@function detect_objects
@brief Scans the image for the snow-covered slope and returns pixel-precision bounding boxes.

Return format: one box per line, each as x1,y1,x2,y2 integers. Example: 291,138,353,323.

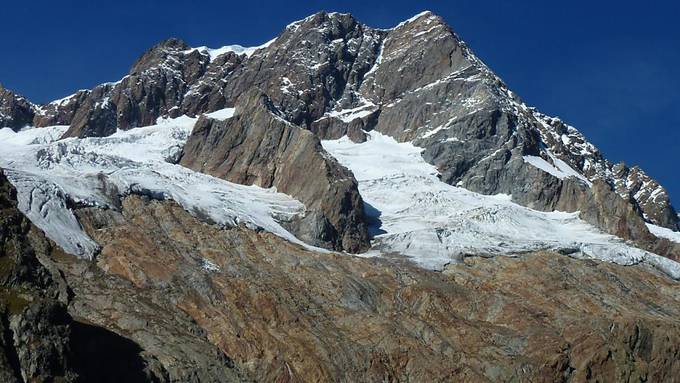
322,132,680,279
0,110,312,258
647,223,680,244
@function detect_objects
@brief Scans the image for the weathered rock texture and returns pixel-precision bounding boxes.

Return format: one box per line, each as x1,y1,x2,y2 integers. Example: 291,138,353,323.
180,90,369,252
2,166,680,381
0,170,246,382
69,195,680,382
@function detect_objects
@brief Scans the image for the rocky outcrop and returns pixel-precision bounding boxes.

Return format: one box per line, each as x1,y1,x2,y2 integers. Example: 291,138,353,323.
0,170,245,382
33,89,91,127
0,169,74,382
180,90,369,252
68,194,680,382
0,85,37,131
57,39,212,138
612,163,679,230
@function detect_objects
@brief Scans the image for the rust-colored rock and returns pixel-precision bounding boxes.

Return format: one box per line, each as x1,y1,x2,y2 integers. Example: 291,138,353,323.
65,195,680,382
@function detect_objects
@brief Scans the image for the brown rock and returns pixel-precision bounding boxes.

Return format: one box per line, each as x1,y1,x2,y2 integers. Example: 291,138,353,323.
66,194,680,382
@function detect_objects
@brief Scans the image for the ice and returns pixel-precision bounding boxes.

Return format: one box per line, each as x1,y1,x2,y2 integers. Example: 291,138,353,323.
647,223,680,244
322,132,680,279
0,115,314,259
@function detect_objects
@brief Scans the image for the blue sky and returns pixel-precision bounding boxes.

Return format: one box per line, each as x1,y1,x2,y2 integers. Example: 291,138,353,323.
2,0,678,205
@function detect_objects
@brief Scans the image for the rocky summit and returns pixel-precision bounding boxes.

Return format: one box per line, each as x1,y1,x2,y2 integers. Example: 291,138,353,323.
1,10,680,382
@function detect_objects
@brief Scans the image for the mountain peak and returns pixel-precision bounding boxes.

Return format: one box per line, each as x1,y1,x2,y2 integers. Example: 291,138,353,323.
393,10,440,28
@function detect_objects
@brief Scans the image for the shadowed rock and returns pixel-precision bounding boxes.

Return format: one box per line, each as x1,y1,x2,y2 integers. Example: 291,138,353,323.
0,85,37,132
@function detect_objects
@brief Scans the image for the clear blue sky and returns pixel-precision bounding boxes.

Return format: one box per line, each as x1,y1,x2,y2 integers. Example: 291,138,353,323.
2,0,678,206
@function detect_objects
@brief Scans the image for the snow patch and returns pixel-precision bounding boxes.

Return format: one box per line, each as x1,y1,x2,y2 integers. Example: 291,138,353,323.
203,108,236,120
393,11,434,29
325,104,376,123
185,38,275,61
523,152,591,186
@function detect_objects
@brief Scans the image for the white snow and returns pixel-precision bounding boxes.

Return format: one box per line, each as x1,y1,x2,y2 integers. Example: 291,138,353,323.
203,108,235,120
184,38,275,61
393,11,434,29
325,104,377,123
647,224,680,244
322,132,680,279
364,40,385,78
0,116,315,259
48,91,86,106
523,152,592,186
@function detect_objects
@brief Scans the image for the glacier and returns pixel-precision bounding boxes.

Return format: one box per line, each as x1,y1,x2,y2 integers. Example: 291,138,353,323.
322,132,680,279
0,111,312,259
1,109,678,280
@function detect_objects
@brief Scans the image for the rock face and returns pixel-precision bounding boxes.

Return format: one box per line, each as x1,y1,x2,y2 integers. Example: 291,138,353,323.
180,90,369,252
69,195,680,382
0,169,74,382
2,166,680,381
0,85,37,131
0,170,246,382
18,11,676,240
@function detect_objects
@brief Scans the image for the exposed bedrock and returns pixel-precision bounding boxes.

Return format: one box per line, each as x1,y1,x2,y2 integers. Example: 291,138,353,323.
180,90,369,253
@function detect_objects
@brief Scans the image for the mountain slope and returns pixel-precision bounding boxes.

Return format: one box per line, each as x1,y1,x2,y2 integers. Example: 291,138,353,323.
3,169,680,381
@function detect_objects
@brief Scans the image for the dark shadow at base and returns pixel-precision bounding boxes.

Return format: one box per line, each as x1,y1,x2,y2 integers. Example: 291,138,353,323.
364,201,387,238
69,320,160,383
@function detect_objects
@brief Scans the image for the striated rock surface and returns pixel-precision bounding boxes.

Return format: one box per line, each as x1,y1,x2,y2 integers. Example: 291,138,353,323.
69,194,680,382
2,166,680,381
0,170,246,382
180,90,369,252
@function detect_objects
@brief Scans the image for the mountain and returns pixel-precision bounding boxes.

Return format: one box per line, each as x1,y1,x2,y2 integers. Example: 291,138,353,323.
7,12,680,237
1,10,680,382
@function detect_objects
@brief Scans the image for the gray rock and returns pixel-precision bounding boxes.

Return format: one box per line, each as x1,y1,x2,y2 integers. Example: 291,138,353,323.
180,90,369,252
0,84,37,131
